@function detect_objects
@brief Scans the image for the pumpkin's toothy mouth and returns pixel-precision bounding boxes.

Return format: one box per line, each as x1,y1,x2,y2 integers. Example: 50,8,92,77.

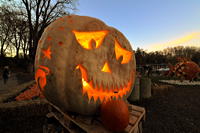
76,64,133,103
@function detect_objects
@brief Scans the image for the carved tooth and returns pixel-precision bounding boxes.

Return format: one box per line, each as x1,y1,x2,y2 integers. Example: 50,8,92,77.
104,96,110,102
124,80,128,88
111,83,115,90
93,95,98,102
120,81,124,89
115,94,119,100
98,87,103,93
85,93,89,102
99,96,104,103
118,94,122,100
105,82,110,91
112,83,116,91
90,96,94,103
118,82,122,90
96,80,101,90
119,92,124,99
102,82,106,91
106,83,111,92
112,95,116,100
92,78,97,89
87,93,93,103
96,80,100,89
115,83,119,92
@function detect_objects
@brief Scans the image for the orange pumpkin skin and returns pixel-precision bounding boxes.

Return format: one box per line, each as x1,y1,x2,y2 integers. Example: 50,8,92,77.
100,100,129,132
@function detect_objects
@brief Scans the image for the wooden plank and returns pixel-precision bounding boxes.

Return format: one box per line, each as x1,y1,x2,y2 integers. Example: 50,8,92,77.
48,102,90,132
129,104,145,113
50,112,76,133
128,104,145,133
129,121,139,133
47,102,145,133
129,115,138,125
46,112,54,118
130,110,142,117
132,124,139,133
138,122,142,133
125,125,133,132
130,104,146,121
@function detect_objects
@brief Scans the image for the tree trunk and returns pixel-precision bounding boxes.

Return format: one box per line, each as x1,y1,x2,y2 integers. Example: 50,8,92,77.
15,48,19,59
0,45,4,57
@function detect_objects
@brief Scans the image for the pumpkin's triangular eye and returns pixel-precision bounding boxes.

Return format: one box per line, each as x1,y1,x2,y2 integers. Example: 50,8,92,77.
114,39,132,64
72,30,108,50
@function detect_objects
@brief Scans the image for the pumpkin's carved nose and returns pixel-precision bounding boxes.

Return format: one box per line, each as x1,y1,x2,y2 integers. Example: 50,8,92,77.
101,62,111,73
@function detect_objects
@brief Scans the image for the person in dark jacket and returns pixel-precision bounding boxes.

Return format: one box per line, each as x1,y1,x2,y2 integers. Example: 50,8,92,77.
2,66,10,84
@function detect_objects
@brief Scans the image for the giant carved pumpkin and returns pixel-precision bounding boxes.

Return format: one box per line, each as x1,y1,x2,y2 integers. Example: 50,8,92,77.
35,15,136,115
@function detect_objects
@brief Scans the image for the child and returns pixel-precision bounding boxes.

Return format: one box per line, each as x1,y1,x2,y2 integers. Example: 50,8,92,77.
2,66,10,84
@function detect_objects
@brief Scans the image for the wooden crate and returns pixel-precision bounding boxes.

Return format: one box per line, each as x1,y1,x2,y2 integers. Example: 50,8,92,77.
44,102,145,133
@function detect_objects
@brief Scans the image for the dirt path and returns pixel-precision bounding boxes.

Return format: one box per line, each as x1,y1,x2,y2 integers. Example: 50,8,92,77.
0,73,34,94
132,84,200,133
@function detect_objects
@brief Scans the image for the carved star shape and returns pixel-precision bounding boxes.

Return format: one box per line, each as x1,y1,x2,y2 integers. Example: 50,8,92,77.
42,46,51,60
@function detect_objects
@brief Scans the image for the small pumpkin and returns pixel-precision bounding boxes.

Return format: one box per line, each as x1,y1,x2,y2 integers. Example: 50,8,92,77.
100,100,129,132
35,15,136,115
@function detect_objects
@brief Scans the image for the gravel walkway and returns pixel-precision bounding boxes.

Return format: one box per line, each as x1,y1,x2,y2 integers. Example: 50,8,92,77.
132,83,200,133
0,73,34,95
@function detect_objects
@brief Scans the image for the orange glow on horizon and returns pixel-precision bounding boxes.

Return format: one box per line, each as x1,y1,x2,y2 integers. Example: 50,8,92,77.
147,32,200,52
72,30,108,49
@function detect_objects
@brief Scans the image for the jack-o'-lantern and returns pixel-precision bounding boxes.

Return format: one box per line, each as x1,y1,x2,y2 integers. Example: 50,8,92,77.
168,59,200,81
35,15,136,115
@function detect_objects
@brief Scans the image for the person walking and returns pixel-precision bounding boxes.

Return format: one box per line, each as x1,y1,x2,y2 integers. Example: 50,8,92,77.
2,66,10,84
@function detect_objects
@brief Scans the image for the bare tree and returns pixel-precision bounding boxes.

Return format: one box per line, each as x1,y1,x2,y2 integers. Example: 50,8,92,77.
21,31,29,59
0,5,13,57
7,11,28,58
20,0,78,62
1,0,78,61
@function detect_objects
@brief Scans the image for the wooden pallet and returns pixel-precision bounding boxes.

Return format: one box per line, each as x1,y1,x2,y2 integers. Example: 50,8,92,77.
45,102,145,133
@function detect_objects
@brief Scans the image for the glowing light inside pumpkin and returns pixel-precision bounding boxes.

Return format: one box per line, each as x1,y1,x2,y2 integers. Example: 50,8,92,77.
101,62,111,73
72,30,108,49
76,64,133,102
114,39,132,64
